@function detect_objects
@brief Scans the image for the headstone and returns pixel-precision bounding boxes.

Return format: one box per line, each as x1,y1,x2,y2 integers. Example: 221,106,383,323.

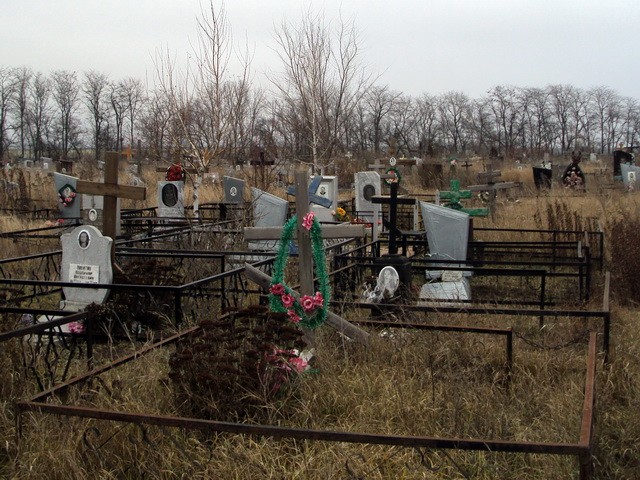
355,171,381,225
250,188,289,251
621,163,640,190
223,176,245,204
82,194,121,236
54,172,81,220
310,176,338,222
418,277,472,306
419,201,470,278
157,181,185,218
589,153,597,162
59,225,113,311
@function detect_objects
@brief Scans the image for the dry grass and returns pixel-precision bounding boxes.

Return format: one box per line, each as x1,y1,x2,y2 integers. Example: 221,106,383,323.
1,168,640,478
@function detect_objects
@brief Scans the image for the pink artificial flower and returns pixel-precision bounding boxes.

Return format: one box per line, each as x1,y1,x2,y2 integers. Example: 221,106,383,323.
302,212,315,230
70,192,76,198
287,309,301,323
68,321,85,334
65,197,72,203
281,293,295,308
313,291,324,307
300,295,316,312
270,283,285,295
289,356,309,373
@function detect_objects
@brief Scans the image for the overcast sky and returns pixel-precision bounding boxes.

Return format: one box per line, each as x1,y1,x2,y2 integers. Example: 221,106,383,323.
2,0,639,99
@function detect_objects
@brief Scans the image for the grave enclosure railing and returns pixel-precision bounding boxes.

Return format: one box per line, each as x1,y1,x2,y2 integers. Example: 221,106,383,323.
14,322,600,480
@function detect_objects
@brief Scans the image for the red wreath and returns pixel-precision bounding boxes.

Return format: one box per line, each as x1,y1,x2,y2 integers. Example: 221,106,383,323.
166,163,186,182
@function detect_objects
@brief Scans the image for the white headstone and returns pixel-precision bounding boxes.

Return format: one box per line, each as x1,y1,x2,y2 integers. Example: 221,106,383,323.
54,172,81,219
310,175,339,222
419,202,470,278
60,225,113,311
355,171,381,225
250,188,289,251
418,278,471,306
157,181,185,218
620,163,640,189
82,194,121,235
223,176,245,204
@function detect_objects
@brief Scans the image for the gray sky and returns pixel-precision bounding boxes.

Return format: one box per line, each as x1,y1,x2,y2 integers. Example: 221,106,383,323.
2,0,639,99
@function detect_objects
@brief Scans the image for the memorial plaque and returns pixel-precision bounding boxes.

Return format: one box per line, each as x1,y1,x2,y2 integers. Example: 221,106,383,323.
355,171,381,224
60,225,113,311
223,176,245,204
310,176,339,222
54,172,81,219
621,163,640,189
157,181,185,218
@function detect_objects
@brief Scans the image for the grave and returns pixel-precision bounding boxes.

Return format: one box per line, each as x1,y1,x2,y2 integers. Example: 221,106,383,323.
467,164,519,220
223,176,245,205
157,181,186,219
418,202,472,305
620,163,640,190
310,176,338,222
36,225,114,334
53,172,81,220
250,188,289,251
81,193,121,236
354,171,381,238
437,180,489,217
244,171,369,346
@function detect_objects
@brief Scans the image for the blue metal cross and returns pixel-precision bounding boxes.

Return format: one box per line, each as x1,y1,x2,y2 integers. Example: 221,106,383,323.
286,175,333,208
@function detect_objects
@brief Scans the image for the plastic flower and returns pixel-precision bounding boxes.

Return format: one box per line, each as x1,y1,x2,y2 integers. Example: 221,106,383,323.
287,310,301,323
288,356,309,373
281,293,295,308
313,291,324,307
300,295,316,312
68,321,85,334
336,207,346,216
302,212,315,230
270,283,285,295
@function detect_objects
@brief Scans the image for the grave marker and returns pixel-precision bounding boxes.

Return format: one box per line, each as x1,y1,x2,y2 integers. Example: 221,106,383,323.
244,171,369,345
250,188,289,251
355,171,382,237
438,180,489,217
223,176,245,204
157,181,186,219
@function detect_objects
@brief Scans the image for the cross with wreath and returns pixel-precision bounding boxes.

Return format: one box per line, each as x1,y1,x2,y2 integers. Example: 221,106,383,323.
244,170,370,346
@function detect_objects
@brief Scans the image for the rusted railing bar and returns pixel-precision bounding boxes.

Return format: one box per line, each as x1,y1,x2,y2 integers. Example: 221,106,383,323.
17,402,589,456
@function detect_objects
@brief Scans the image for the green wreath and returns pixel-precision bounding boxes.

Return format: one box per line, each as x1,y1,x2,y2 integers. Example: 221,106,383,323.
384,167,401,186
268,214,330,329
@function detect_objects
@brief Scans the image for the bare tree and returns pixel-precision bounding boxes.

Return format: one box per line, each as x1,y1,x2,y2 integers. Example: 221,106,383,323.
139,89,172,160
364,85,400,153
155,1,253,215
120,77,145,148
12,67,31,159
272,9,371,172
0,67,17,161
438,91,470,153
51,70,80,159
26,72,51,161
83,70,110,160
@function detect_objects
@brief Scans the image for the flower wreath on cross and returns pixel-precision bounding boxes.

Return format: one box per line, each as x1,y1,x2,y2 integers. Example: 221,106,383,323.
166,163,186,182
268,212,330,329
384,167,401,186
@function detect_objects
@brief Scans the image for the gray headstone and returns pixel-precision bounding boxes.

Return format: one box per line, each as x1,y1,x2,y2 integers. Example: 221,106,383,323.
419,202,470,278
621,163,640,189
311,176,338,222
60,225,113,311
250,188,288,251
157,181,185,218
223,176,245,204
355,171,381,224
54,172,81,219
82,194,121,236
418,278,471,306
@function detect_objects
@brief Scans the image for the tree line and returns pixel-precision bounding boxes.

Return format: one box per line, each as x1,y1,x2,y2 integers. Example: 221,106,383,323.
0,6,637,170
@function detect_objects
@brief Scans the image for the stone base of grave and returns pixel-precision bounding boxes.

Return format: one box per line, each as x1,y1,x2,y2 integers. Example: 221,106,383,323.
418,278,471,307
374,254,413,300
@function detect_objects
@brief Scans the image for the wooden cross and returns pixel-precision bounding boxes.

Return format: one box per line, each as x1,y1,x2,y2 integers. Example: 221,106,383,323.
286,175,333,208
368,156,417,171
76,152,146,262
244,170,370,346
438,180,488,217
467,164,519,220
122,145,133,162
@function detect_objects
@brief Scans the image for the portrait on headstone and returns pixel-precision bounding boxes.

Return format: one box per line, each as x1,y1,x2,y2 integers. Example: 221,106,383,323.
78,229,91,249
162,183,179,207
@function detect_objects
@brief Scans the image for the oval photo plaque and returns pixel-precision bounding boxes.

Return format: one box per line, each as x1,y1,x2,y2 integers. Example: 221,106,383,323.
162,183,179,207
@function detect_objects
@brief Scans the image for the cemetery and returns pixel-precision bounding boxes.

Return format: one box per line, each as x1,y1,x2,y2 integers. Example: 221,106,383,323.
1,147,634,479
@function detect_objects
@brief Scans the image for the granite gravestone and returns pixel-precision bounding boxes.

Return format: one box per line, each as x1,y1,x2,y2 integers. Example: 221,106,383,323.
620,163,640,190
81,194,122,235
157,181,185,218
250,188,289,251
223,176,245,204
54,172,81,220
355,171,381,225
310,175,338,222
60,225,114,311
